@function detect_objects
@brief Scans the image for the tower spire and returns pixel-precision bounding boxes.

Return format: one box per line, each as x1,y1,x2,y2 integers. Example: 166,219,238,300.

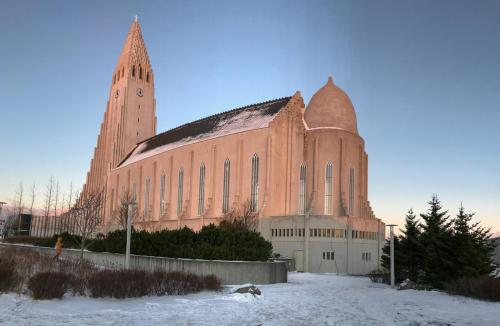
82,19,156,198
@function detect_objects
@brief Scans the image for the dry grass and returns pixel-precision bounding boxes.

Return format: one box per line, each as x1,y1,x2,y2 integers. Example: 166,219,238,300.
88,269,221,298
0,246,221,299
445,276,500,302
0,246,96,297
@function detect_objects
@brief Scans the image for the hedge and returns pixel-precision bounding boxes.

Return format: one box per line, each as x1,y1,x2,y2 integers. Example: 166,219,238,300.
3,222,273,261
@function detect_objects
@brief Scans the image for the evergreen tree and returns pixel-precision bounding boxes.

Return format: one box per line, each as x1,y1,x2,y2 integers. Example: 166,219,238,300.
399,209,422,281
419,194,454,288
452,204,494,278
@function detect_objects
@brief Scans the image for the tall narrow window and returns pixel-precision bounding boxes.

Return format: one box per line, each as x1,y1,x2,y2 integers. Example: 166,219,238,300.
159,173,166,217
146,72,150,83
349,167,355,215
250,154,259,212
139,65,143,79
177,168,184,216
144,177,151,217
222,159,230,213
299,163,306,214
132,65,135,77
121,67,124,78
324,162,333,215
198,163,205,215
110,189,115,212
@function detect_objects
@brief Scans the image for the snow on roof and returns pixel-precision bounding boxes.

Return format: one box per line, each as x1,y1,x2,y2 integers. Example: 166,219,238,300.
118,97,291,167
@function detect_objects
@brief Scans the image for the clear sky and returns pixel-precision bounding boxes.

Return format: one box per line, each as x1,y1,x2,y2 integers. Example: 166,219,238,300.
0,0,499,233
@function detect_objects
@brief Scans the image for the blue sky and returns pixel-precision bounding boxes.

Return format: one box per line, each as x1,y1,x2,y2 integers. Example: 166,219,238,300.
0,0,499,233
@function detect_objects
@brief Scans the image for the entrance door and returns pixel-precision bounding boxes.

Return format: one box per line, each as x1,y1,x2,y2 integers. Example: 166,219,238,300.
294,250,304,272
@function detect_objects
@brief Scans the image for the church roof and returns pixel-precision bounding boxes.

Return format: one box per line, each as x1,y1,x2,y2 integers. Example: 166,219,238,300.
304,77,358,134
118,97,291,167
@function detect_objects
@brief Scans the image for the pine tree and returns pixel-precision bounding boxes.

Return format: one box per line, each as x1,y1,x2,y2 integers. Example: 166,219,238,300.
419,194,454,288
399,209,422,281
452,204,494,278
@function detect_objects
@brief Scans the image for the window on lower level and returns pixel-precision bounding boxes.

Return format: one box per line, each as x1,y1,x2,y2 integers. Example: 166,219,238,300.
322,251,335,260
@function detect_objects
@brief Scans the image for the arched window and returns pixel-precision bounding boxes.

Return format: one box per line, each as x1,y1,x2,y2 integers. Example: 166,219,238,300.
299,163,306,214
198,163,205,215
324,162,333,215
250,154,259,212
159,173,166,217
113,74,116,85
144,177,151,217
139,65,142,79
132,65,136,77
177,168,184,216
117,70,120,81
146,72,150,83
121,67,124,78
110,189,115,212
349,167,355,215
222,159,230,213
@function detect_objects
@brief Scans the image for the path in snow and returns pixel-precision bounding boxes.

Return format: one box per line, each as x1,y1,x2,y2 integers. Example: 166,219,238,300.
0,273,499,326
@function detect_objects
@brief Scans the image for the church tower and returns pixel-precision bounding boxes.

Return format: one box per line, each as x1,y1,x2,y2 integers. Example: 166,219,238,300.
82,18,156,196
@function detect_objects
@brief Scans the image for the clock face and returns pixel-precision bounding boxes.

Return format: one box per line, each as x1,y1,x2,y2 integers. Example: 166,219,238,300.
114,89,119,98
137,88,144,97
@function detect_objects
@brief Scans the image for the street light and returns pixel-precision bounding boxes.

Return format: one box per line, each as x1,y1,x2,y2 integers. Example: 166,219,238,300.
0,202,7,237
125,202,136,269
386,224,398,288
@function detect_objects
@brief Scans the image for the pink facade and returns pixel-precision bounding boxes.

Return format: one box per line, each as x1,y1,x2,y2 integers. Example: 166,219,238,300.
83,20,385,274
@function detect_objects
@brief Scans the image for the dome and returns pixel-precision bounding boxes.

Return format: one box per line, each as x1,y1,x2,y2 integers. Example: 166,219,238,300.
304,77,358,134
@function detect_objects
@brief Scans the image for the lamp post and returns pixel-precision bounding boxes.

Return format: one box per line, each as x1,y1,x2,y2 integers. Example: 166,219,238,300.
125,202,136,269
0,202,6,237
386,224,398,288
0,201,6,216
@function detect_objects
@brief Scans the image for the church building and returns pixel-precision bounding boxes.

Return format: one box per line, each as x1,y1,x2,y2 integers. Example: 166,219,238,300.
83,19,385,274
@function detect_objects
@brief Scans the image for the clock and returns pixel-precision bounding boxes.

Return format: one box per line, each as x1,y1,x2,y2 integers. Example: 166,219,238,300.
137,88,144,97
114,89,119,98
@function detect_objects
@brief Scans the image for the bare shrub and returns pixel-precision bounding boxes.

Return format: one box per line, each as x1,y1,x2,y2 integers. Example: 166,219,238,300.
0,257,18,292
28,271,72,299
0,246,221,298
88,269,153,298
221,199,258,231
368,269,390,284
68,190,104,258
59,259,97,296
444,277,500,302
0,246,96,296
202,274,222,291
111,190,137,230
88,269,220,298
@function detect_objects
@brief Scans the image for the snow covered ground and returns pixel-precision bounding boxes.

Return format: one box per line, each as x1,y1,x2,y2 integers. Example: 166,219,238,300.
1,272,499,326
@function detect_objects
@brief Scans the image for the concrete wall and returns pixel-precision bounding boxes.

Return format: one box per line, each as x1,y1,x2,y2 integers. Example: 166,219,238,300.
0,243,287,285
261,215,384,275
